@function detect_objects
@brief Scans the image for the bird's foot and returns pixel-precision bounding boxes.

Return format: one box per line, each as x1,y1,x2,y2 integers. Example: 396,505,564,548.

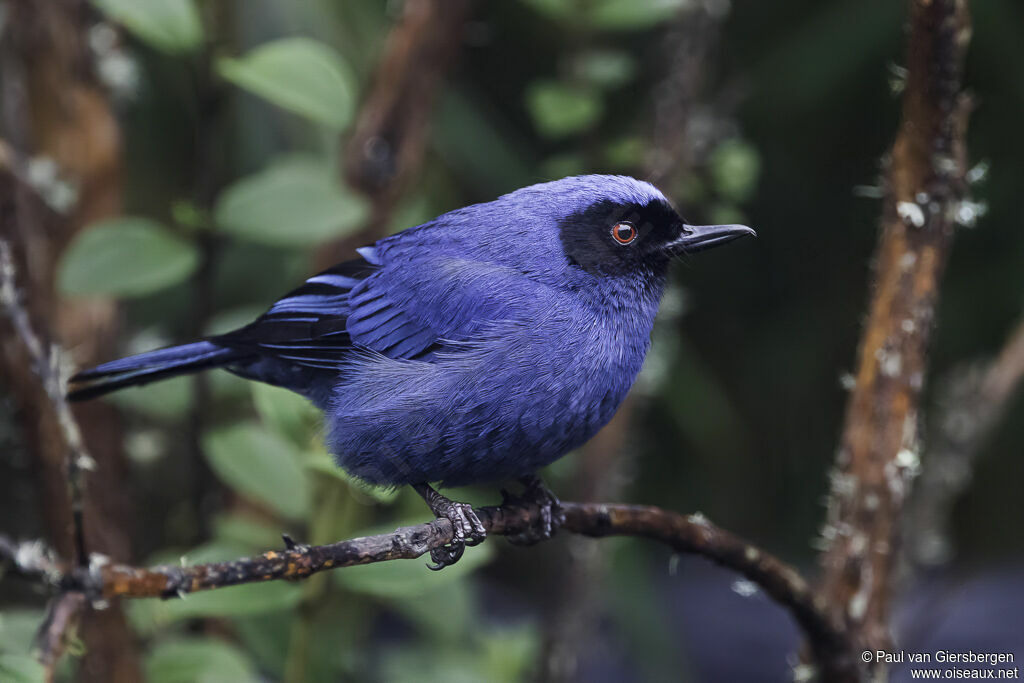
503,474,563,546
412,483,486,570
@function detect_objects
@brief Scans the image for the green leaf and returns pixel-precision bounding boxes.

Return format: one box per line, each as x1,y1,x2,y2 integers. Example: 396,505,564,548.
251,383,321,448
525,81,603,139
214,156,369,247
107,367,246,420
378,645,486,683
109,375,192,420
305,453,399,504
179,539,257,565
603,137,646,170
170,200,208,232
709,139,761,203
130,580,303,632
539,153,586,180
217,38,357,129
212,513,287,551
335,521,494,599
202,422,311,520
0,609,46,655
92,0,202,54
520,0,575,22
586,0,687,30
0,655,44,683
574,50,636,89
145,638,259,683
58,217,199,298
479,626,540,683
231,615,290,680
391,582,474,643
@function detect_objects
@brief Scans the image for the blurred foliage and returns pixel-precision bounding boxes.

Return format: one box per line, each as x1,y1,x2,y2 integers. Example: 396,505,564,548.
0,610,50,683
59,218,199,298
526,80,604,138
522,0,689,31
143,638,260,683
214,155,368,246
3,0,1024,681
202,422,311,520
92,0,203,54
216,38,358,129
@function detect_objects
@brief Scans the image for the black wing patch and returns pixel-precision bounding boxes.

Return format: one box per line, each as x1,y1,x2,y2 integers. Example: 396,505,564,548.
213,249,380,368
213,246,444,370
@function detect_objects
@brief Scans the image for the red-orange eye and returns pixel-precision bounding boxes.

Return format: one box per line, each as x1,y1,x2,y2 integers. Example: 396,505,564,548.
611,222,637,245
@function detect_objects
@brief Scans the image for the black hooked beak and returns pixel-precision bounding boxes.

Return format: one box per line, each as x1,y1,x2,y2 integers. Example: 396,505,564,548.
664,223,756,254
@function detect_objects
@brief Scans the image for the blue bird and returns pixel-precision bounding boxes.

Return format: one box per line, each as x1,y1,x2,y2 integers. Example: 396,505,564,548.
68,175,753,567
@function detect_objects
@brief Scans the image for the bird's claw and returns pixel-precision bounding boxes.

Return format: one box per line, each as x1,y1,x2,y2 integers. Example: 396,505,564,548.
506,475,563,546
427,542,465,571
415,484,486,570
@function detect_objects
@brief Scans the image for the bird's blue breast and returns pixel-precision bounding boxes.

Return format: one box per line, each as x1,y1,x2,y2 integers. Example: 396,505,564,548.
325,281,660,487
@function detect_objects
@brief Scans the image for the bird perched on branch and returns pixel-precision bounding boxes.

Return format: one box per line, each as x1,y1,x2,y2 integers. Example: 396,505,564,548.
68,175,753,568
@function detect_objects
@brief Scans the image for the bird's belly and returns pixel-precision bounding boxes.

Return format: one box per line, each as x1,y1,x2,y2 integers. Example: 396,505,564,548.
326,340,642,487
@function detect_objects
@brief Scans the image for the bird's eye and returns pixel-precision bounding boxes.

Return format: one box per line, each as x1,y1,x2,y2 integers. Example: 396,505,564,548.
611,222,637,245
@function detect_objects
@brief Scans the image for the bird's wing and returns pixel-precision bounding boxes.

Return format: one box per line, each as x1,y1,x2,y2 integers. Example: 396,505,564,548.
213,247,381,369
344,252,537,360
215,247,547,370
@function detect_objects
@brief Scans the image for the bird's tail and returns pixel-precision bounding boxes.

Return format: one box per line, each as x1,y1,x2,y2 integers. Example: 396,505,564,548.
67,341,243,401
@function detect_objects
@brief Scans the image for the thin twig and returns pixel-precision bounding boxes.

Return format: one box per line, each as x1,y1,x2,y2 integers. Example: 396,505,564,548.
0,499,855,677
35,592,86,682
0,240,90,567
905,316,1024,568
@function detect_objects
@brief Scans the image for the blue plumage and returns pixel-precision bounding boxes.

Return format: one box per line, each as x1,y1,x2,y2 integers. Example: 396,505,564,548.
69,175,753,561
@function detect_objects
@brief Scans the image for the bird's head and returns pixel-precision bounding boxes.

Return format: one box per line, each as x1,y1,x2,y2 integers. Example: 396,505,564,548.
543,175,755,278
426,175,753,294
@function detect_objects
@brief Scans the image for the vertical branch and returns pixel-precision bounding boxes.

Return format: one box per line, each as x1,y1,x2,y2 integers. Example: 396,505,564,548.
818,0,971,662
0,241,90,567
0,1,140,680
316,0,469,265
645,6,721,186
